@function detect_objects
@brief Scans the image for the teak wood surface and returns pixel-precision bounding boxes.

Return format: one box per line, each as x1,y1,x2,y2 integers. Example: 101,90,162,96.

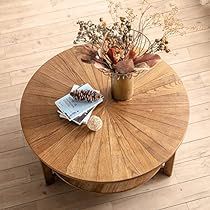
20,46,189,193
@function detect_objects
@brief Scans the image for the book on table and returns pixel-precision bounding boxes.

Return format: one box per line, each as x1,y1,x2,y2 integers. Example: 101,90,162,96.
55,83,103,125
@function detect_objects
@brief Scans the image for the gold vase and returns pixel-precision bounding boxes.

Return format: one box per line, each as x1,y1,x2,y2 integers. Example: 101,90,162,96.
111,76,134,101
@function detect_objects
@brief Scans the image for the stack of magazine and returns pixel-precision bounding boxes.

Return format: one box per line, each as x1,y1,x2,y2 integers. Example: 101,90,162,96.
55,83,103,125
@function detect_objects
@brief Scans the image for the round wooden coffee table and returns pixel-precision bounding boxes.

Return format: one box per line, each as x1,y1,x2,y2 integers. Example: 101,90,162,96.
20,46,189,193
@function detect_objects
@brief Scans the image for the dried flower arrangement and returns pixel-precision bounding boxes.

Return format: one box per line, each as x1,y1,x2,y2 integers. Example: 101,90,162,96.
73,0,200,100
74,1,189,77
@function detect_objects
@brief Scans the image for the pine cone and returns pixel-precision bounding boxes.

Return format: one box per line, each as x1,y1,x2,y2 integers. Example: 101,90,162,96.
70,90,103,102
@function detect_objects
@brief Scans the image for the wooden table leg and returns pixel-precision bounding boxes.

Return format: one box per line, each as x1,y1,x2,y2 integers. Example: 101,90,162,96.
163,153,175,177
41,162,55,185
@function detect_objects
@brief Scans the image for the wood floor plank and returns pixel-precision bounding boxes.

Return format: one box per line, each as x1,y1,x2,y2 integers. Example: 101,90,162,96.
81,203,113,210
159,203,189,210
0,45,5,59
10,67,38,85
0,179,72,209
187,196,210,210
0,147,38,171
188,42,210,59
175,156,210,183
182,73,205,91
190,102,210,123
0,1,108,34
32,177,210,210
184,119,210,142
0,46,68,74
176,137,210,163
34,190,105,210
0,73,11,88
157,48,191,65
34,189,120,210
170,30,210,50
181,0,200,7
0,4,33,22
188,86,210,106
0,18,76,47
2,33,75,60
0,101,18,120
112,176,210,210
0,131,24,153
172,56,210,77
0,15,103,47
0,115,21,136
200,70,210,86
0,0,103,22
0,84,26,104
0,9,73,33
28,161,43,181
4,202,38,210
178,4,210,20
15,100,21,114
0,0,31,10
0,164,30,190
0,161,42,191
0,172,177,210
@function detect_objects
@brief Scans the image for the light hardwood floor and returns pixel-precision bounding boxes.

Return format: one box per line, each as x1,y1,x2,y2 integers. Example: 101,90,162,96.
0,0,210,209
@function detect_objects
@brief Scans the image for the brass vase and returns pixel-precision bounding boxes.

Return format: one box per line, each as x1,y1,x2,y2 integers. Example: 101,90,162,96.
111,76,134,101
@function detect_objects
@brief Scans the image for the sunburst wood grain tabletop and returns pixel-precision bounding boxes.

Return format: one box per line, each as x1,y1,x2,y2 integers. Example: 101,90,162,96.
20,46,189,193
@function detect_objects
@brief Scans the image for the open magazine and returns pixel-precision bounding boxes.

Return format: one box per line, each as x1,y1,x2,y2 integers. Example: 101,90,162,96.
55,84,103,125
